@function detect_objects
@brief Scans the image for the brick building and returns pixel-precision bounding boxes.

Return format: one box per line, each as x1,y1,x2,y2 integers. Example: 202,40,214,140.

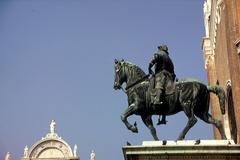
202,0,240,143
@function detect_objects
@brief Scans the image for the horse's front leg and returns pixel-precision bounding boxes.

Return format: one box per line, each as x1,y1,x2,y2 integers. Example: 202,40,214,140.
121,103,138,133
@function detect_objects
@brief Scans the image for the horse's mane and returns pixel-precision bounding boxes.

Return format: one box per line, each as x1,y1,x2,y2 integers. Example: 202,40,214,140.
124,61,146,78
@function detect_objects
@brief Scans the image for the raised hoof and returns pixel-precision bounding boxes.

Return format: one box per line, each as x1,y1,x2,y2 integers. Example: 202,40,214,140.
130,126,138,133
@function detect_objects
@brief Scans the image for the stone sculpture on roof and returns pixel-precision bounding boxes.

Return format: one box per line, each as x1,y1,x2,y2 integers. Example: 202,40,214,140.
21,120,79,160
90,150,96,160
4,152,12,160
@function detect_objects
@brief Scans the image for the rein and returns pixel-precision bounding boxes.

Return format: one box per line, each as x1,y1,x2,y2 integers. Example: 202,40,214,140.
120,86,127,94
125,74,149,91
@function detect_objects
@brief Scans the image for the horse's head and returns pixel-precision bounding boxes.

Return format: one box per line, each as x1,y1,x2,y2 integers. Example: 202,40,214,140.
113,59,126,90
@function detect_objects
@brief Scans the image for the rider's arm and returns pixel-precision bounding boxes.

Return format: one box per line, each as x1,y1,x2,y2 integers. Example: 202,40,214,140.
148,53,159,75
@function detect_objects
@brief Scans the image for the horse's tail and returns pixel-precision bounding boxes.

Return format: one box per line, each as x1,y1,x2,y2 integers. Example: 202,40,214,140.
207,85,226,114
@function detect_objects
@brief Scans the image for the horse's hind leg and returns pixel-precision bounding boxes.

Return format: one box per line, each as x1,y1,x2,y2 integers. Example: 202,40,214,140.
141,115,159,140
178,104,198,140
201,113,227,139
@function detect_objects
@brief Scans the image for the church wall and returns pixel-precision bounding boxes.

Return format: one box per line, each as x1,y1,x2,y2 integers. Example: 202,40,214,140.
224,0,240,144
203,0,240,143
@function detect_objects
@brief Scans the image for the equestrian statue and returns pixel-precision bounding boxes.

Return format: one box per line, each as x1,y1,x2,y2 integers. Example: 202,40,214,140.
113,44,227,141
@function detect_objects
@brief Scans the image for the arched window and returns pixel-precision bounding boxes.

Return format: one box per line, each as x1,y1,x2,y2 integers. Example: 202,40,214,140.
226,82,237,143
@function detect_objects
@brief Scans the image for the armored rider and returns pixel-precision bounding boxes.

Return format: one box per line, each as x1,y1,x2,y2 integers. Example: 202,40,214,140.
148,44,176,124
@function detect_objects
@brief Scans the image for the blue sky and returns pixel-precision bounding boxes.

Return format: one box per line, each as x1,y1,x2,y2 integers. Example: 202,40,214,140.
0,1,210,160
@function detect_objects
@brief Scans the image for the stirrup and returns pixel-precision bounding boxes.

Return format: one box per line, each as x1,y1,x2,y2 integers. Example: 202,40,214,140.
153,100,163,105
153,97,163,105
157,119,167,125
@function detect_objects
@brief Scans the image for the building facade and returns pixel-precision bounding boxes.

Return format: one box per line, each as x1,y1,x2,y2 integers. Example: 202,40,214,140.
202,0,240,143
21,120,79,160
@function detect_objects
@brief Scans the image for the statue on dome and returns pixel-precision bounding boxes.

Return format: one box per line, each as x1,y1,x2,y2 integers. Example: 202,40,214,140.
23,145,28,158
74,144,78,157
90,150,96,160
50,120,56,134
5,152,12,160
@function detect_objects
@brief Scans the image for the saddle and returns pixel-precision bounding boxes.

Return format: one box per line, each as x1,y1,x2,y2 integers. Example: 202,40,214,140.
149,75,176,104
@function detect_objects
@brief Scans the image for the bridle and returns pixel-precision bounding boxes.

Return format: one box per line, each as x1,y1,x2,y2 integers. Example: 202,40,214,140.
121,62,149,92
116,61,149,93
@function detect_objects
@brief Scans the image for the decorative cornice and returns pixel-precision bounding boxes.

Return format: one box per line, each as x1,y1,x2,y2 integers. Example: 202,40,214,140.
213,0,224,48
203,0,225,57
203,0,211,38
205,54,215,69
202,38,215,69
28,139,73,158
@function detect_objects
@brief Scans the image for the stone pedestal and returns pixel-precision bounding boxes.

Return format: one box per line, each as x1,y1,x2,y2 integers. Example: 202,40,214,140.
123,140,240,160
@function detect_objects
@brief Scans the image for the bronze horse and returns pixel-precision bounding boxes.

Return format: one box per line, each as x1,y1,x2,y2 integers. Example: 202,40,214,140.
113,59,227,140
